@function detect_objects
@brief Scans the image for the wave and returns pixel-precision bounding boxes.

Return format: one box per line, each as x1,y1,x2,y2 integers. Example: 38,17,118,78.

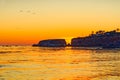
0,51,22,54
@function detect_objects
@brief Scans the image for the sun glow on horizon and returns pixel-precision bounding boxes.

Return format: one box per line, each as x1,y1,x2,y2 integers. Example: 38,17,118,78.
63,37,73,44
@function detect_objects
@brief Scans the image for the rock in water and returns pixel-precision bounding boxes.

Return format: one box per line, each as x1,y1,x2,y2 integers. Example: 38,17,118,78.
33,39,66,47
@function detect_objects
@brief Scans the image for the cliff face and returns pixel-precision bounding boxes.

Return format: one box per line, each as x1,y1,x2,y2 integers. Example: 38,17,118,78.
71,31,120,48
35,39,66,47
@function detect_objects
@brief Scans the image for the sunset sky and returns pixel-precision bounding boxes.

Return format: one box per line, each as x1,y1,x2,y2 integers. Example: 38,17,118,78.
0,0,120,45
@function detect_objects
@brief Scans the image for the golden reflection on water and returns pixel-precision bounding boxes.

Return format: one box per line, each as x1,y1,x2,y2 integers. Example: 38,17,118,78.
0,46,120,80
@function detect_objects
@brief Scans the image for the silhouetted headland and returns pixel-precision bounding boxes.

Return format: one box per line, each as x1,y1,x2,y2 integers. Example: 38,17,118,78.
33,29,120,48
33,39,66,47
71,29,120,48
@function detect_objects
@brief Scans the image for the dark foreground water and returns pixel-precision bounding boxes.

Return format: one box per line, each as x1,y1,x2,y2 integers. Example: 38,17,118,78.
0,46,120,80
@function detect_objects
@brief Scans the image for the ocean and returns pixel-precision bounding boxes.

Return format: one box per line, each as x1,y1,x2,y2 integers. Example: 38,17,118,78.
0,46,120,80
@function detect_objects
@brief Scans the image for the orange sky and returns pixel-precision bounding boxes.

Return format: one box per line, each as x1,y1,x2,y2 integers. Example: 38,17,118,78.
0,0,120,45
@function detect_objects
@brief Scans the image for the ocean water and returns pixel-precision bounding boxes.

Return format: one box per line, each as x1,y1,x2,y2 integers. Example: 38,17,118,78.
0,46,120,80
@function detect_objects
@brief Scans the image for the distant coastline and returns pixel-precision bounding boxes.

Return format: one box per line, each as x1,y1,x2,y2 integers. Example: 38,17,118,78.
33,29,120,48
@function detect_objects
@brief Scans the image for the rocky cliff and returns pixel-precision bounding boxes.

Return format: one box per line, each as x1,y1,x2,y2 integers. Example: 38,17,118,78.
33,39,66,47
71,30,120,48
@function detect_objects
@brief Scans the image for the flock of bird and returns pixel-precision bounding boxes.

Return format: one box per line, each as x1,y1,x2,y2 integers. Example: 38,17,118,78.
19,10,36,15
